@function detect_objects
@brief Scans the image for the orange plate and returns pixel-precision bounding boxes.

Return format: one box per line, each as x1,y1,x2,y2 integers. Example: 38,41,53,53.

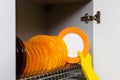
58,36,68,66
23,42,31,73
51,36,61,69
58,27,90,63
37,42,49,73
46,36,58,71
33,42,44,73
29,42,39,73
29,42,38,73
56,36,67,67
25,42,34,73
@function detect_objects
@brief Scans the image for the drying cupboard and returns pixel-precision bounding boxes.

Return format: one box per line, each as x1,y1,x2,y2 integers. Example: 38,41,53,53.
0,0,120,80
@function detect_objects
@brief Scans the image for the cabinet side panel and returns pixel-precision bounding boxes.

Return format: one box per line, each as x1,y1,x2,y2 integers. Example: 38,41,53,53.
94,0,120,80
0,0,15,80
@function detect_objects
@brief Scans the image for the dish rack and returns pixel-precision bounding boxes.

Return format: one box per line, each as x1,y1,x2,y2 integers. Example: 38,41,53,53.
18,64,86,80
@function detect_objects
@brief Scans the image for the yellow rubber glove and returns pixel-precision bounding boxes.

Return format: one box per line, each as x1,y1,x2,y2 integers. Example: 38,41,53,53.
78,50,99,80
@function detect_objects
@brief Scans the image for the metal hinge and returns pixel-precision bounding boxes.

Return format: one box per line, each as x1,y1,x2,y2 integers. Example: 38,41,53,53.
81,11,100,24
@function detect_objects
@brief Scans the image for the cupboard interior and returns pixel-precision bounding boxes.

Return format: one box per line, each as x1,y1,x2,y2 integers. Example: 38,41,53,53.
16,0,93,55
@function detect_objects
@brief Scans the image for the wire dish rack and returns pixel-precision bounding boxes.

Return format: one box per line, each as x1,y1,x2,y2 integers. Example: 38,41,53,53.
18,64,86,80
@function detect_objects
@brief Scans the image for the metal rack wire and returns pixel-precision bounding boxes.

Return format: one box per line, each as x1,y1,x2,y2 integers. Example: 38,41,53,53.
19,64,86,80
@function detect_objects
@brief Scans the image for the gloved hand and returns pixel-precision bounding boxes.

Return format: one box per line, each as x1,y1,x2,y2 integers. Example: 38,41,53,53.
78,50,99,80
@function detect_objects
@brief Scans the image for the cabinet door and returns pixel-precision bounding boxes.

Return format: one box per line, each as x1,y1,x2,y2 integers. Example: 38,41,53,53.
93,0,120,80
0,0,15,80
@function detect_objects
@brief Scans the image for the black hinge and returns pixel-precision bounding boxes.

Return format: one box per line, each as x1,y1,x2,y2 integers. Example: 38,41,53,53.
81,11,100,24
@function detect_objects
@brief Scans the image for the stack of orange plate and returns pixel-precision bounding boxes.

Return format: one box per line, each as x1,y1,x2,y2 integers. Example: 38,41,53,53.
23,35,68,74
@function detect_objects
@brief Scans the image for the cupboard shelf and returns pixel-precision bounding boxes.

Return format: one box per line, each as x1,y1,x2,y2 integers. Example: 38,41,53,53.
19,64,86,80
16,0,92,79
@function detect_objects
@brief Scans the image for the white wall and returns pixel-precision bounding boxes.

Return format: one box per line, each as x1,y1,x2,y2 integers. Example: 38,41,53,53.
0,0,15,80
94,0,120,80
